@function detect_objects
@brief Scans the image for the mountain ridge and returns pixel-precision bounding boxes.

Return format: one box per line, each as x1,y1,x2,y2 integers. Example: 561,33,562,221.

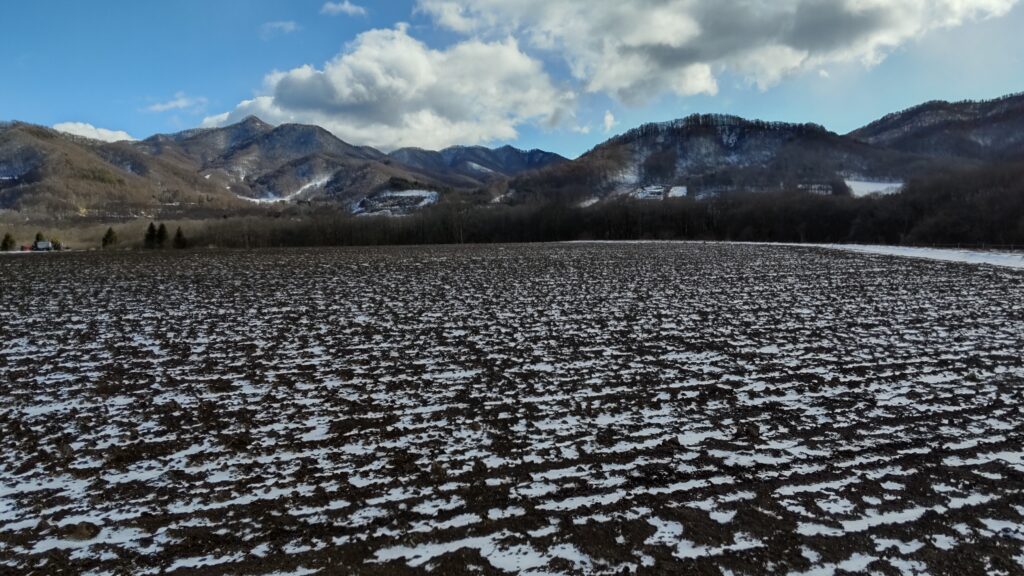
389,144,569,183
508,112,954,205
848,92,1024,161
2,91,1023,220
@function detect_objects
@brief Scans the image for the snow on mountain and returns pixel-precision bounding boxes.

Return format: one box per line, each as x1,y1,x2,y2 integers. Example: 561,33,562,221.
845,180,903,197
510,113,929,205
353,190,439,216
4,90,1024,219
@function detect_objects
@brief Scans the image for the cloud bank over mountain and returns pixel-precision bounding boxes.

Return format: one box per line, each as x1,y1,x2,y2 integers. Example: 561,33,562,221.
53,122,136,143
203,25,571,151
417,0,1017,100
204,0,1017,149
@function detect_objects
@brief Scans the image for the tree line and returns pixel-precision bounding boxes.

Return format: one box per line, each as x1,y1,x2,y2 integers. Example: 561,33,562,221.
5,162,1021,251
0,232,63,251
179,162,1024,249
141,223,188,250
0,225,190,251
101,223,187,250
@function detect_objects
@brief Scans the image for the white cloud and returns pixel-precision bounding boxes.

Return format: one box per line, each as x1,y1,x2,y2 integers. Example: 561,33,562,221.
603,110,618,133
147,92,208,113
203,25,573,151
415,1,476,32
261,20,300,39
416,0,1018,102
321,1,367,16
53,122,135,143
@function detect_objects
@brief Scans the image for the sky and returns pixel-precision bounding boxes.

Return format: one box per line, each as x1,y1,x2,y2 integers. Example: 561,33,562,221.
2,0,1023,158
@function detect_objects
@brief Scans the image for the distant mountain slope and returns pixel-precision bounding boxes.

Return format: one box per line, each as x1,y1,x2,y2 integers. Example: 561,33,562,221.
135,116,276,166
210,122,386,177
389,145,568,182
848,92,1024,161
0,123,244,218
0,116,574,219
4,90,1024,221
510,114,946,204
135,119,406,203
130,120,537,209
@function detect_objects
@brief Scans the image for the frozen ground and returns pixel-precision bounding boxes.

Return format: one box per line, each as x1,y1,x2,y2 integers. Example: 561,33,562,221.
816,244,1024,270
1,243,1023,575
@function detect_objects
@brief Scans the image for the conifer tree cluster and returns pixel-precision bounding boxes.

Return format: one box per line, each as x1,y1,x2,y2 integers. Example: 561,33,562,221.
101,228,118,249
144,223,188,250
172,227,188,249
1,232,14,252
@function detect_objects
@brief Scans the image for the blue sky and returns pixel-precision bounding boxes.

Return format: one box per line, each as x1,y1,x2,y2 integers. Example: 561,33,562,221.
2,0,1023,158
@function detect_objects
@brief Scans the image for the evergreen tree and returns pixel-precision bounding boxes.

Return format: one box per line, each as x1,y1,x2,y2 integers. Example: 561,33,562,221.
144,223,158,249
172,227,188,250
35,232,45,243
1,233,14,252
156,223,169,248
102,227,118,249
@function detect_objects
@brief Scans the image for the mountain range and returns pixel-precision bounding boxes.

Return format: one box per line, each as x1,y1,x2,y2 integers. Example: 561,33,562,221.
1,92,1021,220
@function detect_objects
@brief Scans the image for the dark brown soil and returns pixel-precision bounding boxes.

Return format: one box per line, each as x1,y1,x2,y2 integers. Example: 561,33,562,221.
0,243,1022,575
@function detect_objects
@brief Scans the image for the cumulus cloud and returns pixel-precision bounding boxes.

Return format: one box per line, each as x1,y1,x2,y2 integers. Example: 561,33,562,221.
261,21,300,39
147,92,209,113
416,0,1018,102
415,1,476,32
321,1,367,16
203,25,573,151
603,110,618,133
53,122,135,143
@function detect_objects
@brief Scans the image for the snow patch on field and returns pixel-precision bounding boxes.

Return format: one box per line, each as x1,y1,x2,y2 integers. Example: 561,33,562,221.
1,243,1022,574
816,244,1024,270
572,241,1024,270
